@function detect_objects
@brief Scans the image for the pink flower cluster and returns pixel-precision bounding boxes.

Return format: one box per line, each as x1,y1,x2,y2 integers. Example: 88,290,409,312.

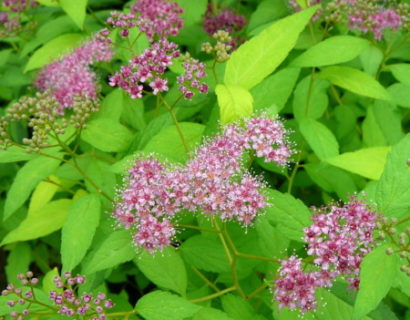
35,34,113,111
274,198,377,312
2,0,38,12
349,7,402,40
129,0,183,40
50,273,114,319
109,38,179,98
107,11,137,38
114,116,292,252
177,54,208,99
203,4,246,36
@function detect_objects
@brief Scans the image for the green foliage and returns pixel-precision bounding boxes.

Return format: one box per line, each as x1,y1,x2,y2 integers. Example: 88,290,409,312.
136,247,188,296
135,291,201,320
354,245,398,319
61,193,101,271
224,7,316,89
1,1,409,319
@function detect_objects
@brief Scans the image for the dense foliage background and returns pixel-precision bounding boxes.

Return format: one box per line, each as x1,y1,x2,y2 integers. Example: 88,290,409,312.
0,0,409,319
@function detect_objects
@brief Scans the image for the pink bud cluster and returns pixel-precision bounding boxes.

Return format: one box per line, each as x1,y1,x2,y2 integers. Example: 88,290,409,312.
35,34,113,112
109,38,179,98
114,116,292,252
177,54,208,99
274,197,377,312
2,272,114,319
203,4,246,36
2,0,38,12
50,273,114,319
129,0,184,40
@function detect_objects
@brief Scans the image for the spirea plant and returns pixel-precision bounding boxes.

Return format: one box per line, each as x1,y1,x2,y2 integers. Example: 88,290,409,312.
0,0,409,319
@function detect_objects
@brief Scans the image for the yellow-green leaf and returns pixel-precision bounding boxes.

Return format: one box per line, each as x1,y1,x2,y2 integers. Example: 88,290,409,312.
325,147,391,180
224,7,316,89
216,84,253,124
60,0,88,30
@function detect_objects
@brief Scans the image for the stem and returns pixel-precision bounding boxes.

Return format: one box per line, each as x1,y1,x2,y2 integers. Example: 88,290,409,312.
330,85,343,105
396,216,410,226
191,266,220,292
71,157,113,202
190,286,236,303
246,283,269,300
211,59,219,84
44,178,75,195
158,94,189,153
106,310,138,318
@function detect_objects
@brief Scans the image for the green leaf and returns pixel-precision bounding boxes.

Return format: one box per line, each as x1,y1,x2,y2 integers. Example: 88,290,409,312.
43,268,60,293
362,102,404,147
375,134,410,218
28,176,60,215
82,230,136,274
180,235,230,273
5,243,31,285
319,66,391,101
193,307,234,320
60,0,87,30
353,245,398,319
291,36,369,67
0,288,52,316
121,93,145,131
35,0,59,6
305,163,357,201
325,147,391,180
1,199,72,246
387,83,410,108
255,217,289,258
251,68,300,111
81,118,134,152
299,118,339,160
293,76,329,119
224,7,316,89
175,0,207,26
4,155,61,221
360,45,383,77
388,64,410,86
61,194,101,271
0,146,35,163
216,84,253,124
136,247,187,296
247,0,289,32
265,189,311,241
143,122,205,163
97,88,124,121
25,33,85,72
135,291,201,320
221,294,255,320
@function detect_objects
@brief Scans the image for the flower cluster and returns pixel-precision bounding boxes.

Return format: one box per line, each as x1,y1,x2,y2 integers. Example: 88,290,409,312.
274,197,377,312
203,4,246,36
113,116,292,252
3,0,38,12
324,0,410,40
35,34,113,111
0,92,98,151
110,38,209,100
177,54,208,99
129,0,184,40
2,272,114,319
107,11,137,38
50,273,114,318
109,38,180,98
201,30,233,62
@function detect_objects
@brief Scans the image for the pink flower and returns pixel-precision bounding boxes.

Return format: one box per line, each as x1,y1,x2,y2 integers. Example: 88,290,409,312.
113,116,292,252
35,34,113,111
130,0,183,40
109,38,179,98
177,55,208,100
203,4,246,36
